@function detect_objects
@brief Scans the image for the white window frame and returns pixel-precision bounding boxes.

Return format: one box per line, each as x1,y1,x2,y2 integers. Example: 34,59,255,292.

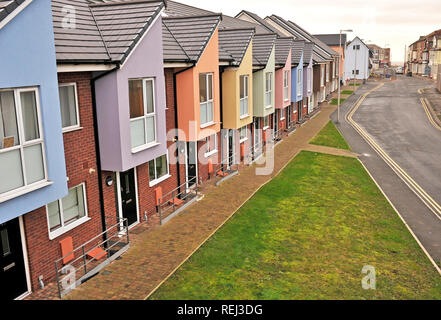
308,68,312,93
204,134,218,158
264,72,273,109
0,87,49,203
326,64,330,82
297,69,302,96
320,66,325,87
148,152,171,187
59,83,81,133
129,78,158,153
263,115,270,130
239,75,249,118
46,183,90,240
239,126,248,143
280,108,285,121
283,71,289,101
200,73,215,127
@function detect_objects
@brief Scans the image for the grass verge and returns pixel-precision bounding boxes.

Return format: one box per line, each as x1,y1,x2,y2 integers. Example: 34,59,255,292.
330,98,346,105
150,151,441,300
310,121,351,150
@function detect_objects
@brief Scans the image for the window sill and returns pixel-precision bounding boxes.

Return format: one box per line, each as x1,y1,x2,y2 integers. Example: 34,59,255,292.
280,117,286,121
0,180,53,204
204,150,218,158
240,137,248,144
62,126,83,134
149,174,172,188
131,142,160,154
262,126,270,131
284,99,290,102
240,114,250,120
200,121,216,129
49,216,91,240
264,105,273,109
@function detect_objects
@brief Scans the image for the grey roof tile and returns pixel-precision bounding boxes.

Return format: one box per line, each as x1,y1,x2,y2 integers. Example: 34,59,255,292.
235,10,284,36
275,37,293,66
52,0,165,64
291,39,304,66
162,14,221,63
252,33,276,67
218,28,254,66
314,34,347,47
0,0,26,28
303,41,313,65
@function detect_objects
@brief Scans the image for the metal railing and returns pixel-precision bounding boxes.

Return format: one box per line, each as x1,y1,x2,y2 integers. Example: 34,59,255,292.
54,216,130,298
212,154,239,181
158,177,198,225
273,127,284,142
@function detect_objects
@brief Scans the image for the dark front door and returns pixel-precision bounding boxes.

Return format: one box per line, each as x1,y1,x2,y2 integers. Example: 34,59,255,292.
119,169,138,227
0,218,28,300
228,130,234,168
297,101,302,121
187,142,197,187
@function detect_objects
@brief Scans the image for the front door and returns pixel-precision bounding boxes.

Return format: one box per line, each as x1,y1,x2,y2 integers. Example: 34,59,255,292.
274,110,279,136
119,169,138,228
186,142,197,187
0,218,28,300
297,101,302,121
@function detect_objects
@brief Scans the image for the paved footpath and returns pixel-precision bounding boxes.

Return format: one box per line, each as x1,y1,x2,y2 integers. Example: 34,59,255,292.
30,103,336,300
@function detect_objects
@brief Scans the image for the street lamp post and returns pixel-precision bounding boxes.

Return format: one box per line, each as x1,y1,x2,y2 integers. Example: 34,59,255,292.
337,29,353,124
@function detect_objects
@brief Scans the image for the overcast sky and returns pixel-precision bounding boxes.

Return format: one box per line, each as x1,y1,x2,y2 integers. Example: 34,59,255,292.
179,0,441,64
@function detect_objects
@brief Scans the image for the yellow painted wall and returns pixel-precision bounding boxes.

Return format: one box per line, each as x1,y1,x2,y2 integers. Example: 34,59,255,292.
221,41,254,129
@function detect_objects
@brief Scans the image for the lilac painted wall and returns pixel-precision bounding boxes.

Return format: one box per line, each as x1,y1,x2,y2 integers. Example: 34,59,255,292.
95,16,167,172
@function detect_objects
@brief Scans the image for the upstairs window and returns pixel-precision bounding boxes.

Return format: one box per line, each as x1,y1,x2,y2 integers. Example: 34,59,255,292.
129,78,156,152
0,88,47,197
200,73,214,126
320,66,325,86
264,72,273,108
59,83,80,132
297,69,302,95
239,75,249,117
283,71,289,101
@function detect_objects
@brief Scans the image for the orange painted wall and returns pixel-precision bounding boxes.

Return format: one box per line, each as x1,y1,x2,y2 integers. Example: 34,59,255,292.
331,45,344,78
176,29,221,142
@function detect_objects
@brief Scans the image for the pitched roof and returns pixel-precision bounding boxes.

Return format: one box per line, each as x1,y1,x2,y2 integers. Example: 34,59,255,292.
291,40,304,66
266,15,338,60
235,10,283,36
275,37,293,66
165,0,270,34
252,33,276,67
303,41,313,65
162,14,222,63
0,0,30,29
218,28,255,66
314,34,347,47
53,0,165,64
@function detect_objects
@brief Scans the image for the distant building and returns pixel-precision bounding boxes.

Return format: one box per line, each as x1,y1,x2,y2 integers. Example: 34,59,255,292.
314,34,347,81
406,29,441,79
368,44,391,69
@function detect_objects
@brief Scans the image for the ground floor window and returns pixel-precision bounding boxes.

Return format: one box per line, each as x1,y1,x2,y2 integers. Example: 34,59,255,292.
240,126,248,143
263,115,270,129
204,134,218,157
47,184,88,239
149,154,170,186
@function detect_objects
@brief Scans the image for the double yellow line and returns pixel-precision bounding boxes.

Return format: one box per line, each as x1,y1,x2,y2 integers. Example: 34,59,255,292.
420,97,441,131
346,83,441,221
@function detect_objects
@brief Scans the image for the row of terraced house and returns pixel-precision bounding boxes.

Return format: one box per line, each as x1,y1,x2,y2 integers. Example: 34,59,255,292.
0,0,347,299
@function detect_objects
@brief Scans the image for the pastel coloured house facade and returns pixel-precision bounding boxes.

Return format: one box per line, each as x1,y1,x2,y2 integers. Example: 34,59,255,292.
274,37,292,136
162,14,223,187
291,40,305,120
302,42,314,114
344,37,371,81
0,0,67,300
218,28,255,166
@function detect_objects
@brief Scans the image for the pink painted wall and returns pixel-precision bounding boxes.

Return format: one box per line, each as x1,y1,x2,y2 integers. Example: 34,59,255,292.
275,49,292,109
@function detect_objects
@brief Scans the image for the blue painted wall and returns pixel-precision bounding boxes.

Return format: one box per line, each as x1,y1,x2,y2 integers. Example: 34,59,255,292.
291,52,304,102
0,0,67,223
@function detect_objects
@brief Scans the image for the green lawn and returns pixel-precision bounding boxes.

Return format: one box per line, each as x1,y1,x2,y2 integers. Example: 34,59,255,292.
310,121,351,150
341,90,354,95
150,151,441,300
330,98,346,105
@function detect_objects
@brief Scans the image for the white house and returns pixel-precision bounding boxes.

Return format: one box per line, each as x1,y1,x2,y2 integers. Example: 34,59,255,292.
344,37,372,81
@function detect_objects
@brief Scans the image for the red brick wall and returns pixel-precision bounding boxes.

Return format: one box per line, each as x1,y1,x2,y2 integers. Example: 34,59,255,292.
23,72,103,291
302,98,308,116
